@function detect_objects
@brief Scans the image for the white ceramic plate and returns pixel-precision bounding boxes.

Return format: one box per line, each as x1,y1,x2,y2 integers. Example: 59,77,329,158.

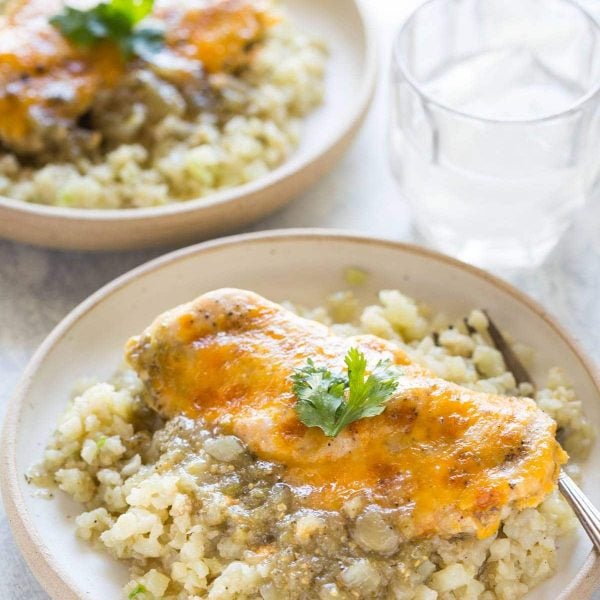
2,230,599,599
0,0,376,251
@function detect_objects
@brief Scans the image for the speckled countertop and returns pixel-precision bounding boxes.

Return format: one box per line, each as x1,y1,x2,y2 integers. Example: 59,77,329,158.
1,1,600,598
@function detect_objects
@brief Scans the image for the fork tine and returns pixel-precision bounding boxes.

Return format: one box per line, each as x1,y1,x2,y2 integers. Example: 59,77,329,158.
482,310,534,388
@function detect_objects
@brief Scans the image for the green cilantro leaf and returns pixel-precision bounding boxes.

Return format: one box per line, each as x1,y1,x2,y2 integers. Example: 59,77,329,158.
50,0,164,60
291,359,347,434
291,348,400,437
111,0,155,24
126,25,165,59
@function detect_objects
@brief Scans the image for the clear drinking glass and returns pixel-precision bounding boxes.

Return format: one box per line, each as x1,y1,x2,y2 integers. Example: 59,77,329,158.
389,0,600,269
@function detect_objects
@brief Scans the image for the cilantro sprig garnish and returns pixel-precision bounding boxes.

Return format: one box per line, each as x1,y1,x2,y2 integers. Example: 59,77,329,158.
291,347,400,437
50,0,164,60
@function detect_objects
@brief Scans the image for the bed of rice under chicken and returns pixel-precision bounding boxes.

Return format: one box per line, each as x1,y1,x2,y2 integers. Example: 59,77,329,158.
0,3,326,209
30,289,594,600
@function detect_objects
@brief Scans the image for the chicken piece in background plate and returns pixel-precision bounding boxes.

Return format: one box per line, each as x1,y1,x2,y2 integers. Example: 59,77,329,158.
0,0,121,155
126,288,567,542
0,0,272,156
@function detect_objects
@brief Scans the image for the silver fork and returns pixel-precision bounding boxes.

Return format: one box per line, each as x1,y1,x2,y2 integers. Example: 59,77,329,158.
558,471,600,553
475,312,600,554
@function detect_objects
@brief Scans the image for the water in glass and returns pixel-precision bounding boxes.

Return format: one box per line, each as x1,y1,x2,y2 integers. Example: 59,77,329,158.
390,0,600,269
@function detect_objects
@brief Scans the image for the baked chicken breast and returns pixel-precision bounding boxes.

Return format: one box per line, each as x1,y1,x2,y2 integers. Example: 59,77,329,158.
126,288,567,541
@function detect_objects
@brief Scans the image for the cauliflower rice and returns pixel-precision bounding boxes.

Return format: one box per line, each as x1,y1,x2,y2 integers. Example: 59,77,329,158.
0,5,326,209
31,289,594,600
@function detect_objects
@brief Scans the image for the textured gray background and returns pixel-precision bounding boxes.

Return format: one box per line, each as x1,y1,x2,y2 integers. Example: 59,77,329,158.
1,0,600,597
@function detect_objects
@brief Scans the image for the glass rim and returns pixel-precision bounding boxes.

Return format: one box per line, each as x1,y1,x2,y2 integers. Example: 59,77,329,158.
392,0,600,125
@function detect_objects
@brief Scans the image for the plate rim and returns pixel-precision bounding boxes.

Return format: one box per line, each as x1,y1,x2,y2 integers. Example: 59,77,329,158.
2,228,599,600
0,0,378,224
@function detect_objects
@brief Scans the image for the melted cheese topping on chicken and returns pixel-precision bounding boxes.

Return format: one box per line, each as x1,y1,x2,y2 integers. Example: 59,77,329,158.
159,0,274,73
126,288,567,541
0,0,271,153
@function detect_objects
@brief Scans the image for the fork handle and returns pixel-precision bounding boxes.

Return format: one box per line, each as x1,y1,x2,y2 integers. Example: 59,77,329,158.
558,470,600,553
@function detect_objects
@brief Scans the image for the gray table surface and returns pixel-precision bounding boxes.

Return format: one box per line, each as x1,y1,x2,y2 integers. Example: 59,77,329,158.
1,1,600,598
